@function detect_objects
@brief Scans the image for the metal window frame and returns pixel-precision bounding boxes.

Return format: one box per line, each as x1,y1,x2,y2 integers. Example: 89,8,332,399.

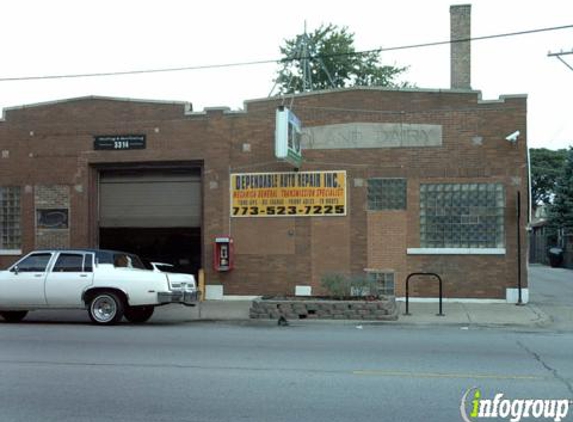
0,186,22,251
367,178,407,211
419,182,505,249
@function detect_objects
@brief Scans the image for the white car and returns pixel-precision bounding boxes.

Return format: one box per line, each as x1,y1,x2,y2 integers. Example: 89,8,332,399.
150,262,175,272
0,249,198,325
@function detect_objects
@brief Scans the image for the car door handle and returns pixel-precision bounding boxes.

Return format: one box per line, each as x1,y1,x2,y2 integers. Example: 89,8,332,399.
34,274,43,278
80,274,88,278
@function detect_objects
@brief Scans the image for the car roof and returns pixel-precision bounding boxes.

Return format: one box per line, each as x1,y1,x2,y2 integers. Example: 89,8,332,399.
30,249,137,264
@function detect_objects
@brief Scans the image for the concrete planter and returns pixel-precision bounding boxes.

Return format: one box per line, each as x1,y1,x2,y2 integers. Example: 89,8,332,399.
250,296,398,321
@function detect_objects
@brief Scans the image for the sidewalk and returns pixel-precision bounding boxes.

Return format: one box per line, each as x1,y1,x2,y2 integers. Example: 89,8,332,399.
395,301,550,328
152,299,552,329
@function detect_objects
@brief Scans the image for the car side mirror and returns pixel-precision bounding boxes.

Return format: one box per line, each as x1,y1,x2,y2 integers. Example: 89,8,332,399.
12,265,19,275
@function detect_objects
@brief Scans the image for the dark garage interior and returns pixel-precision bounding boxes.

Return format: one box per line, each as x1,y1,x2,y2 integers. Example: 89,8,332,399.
99,227,201,276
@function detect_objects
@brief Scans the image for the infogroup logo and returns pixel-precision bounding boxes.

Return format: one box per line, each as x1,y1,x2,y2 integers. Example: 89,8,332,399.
460,387,571,422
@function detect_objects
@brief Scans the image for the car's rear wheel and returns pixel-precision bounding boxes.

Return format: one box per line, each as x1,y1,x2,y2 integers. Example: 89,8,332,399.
124,306,155,323
0,311,28,323
88,292,124,325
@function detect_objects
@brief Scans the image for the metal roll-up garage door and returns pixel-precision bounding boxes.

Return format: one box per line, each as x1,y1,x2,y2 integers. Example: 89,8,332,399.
99,171,201,228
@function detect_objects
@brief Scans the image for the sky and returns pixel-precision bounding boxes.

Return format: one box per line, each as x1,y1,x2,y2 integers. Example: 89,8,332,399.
1,0,572,150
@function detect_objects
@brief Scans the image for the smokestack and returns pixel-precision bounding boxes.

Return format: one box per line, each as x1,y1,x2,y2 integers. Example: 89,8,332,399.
450,4,472,90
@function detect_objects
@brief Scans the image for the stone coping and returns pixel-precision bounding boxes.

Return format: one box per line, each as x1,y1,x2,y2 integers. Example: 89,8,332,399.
250,297,398,321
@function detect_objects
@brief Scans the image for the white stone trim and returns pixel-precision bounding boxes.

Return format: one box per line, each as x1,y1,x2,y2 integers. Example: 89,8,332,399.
221,295,261,301
295,286,312,297
205,285,224,300
407,248,506,255
2,95,194,121
506,288,530,304
396,297,507,304
0,249,22,256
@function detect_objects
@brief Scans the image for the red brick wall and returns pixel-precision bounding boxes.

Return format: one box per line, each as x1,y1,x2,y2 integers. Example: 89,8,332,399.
367,211,408,296
0,90,528,299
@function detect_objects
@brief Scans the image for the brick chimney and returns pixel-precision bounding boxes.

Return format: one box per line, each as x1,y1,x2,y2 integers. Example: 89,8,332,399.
450,4,472,89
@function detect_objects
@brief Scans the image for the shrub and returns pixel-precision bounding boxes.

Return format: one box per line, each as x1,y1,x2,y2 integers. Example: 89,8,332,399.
320,273,351,299
320,273,381,299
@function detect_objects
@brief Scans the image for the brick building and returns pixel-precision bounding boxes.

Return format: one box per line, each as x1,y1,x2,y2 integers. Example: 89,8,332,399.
0,5,530,301
0,87,528,301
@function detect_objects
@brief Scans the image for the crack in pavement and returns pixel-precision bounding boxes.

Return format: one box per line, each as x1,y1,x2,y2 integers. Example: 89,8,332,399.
517,340,573,397
460,303,473,325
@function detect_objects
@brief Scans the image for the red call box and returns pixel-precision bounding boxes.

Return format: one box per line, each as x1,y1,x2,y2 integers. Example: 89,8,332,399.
213,236,234,272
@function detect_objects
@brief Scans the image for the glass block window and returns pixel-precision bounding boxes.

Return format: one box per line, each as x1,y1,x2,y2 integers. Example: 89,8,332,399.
419,183,505,248
0,187,22,250
366,272,395,296
368,178,407,210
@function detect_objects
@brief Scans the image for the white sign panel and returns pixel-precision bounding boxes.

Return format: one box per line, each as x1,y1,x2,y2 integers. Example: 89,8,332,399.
302,123,442,149
275,107,302,167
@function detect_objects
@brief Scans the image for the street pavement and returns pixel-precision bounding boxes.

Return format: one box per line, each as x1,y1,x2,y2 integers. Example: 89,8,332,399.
2,314,573,422
2,263,572,422
529,264,573,332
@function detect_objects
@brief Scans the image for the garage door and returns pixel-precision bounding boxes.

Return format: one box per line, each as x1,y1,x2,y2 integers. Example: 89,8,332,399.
99,171,201,228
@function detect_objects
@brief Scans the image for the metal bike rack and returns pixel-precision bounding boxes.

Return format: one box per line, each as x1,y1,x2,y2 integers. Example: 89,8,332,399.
404,272,445,316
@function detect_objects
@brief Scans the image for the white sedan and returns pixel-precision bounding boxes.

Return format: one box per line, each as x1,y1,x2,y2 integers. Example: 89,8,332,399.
0,249,198,325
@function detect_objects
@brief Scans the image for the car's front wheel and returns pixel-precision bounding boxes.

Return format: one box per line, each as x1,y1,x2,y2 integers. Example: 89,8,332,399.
0,311,28,323
88,292,124,325
124,306,155,323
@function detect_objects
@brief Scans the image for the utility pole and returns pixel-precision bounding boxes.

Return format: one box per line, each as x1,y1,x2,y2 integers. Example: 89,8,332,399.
292,22,336,92
548,50,573,72
268,23,336,97
299,22,312,92
516,190,524,305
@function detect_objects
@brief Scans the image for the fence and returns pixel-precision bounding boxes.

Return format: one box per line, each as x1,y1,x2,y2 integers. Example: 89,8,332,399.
529,227,573,269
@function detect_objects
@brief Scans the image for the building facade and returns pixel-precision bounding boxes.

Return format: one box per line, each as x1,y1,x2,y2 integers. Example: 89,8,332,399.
0,87,528,301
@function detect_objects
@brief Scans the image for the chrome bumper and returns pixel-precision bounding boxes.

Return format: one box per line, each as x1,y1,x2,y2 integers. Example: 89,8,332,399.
157,290,199,306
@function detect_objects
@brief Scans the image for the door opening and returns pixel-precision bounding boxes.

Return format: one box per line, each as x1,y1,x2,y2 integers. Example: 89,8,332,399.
99,227,201,276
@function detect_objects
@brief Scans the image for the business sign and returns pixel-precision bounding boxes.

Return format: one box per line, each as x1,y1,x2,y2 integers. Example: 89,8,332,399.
301,123,442,149
275,107,302,168
231,171,346,217
94,135,146,150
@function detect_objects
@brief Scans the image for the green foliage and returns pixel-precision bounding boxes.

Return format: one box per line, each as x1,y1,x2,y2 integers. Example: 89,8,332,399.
274,24,411,94
530,148,567,206
320,273,350,298
320,273,381,299
549,147,573,233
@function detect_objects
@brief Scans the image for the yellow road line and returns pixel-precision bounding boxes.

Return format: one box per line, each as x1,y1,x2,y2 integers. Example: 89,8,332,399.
352,370,544,380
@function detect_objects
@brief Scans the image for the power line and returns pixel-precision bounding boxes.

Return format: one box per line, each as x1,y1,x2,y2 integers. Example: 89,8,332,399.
373,24,573,54
1,24,572,82
0,58,276,82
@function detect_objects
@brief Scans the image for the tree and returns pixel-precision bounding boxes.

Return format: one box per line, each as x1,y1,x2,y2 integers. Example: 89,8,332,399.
530,148,567,207
274,24,411,94
549,147,573,233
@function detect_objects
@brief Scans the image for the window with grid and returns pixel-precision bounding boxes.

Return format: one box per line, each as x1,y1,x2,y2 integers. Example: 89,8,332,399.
367,178,407,210
0,187,21,250
419,183,505,248
366,272,395,296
